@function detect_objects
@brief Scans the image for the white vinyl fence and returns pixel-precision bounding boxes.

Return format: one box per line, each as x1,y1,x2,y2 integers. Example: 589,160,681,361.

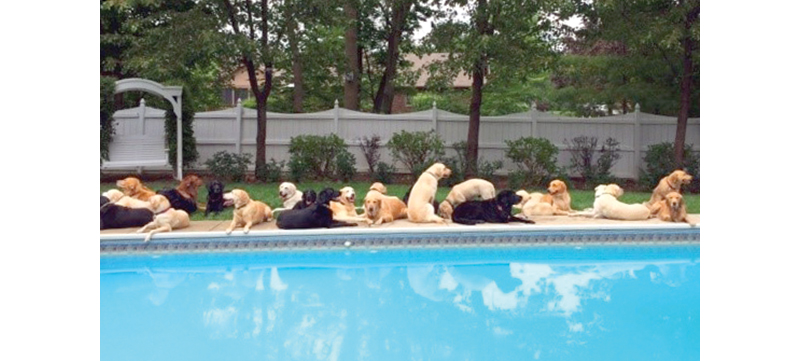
106,99,700,179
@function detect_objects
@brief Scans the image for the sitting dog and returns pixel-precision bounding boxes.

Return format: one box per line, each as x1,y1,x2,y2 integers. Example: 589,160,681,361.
369,182,388,195
439,178,496,220
101,200,154,230
279,182,303,209
136,208,191,242
645,170,693,210
539,179,573,213
571,184,650,221
650,191,694,226
293,189,317,210
362,190,407,226
224,189,273,234
452,190,535,226
116,177,157,201
277,188,359,230
406,163,451,224
329,186,367,222
205,180,226,216
158,174,203,214
114,194,171,214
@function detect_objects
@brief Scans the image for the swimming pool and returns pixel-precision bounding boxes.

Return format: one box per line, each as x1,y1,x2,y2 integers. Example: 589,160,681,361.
100,226,699,361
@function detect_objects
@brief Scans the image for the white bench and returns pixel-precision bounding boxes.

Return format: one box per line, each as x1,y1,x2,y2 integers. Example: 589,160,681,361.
101,136,169,170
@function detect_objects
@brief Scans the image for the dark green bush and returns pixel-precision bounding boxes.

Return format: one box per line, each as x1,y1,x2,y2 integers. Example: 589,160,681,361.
566,136,621,188
441,140,503,186
204,151,252,182
335,152,357,182
288,134,356,181
386,130,445,177
374,161,396,184
257,158,285,183
504,137,560,188
357,134,382,174
640,142,700,193
100,76,117,164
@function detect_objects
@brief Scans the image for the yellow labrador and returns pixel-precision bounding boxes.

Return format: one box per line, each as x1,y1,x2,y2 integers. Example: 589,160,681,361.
645,170,693,209
651,191,695,226
363,190,407,226
136,208,190,242
572,184,650,220
278,182,303,209
330,186,368,223
438,178,496,219
114,194,171,214
407,163,451,224
224,189,273,234
369,182,388,194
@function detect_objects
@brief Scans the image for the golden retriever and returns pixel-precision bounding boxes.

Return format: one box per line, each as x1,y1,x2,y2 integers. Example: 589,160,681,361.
362,190,408,226
645,170,693,209
407,163,451,224
571,184,650,220
369,182,388,194
224,189,273,234
438,178,496,219
114,194,171,214
116,177,157,201
136,208,190,242
278,182,303,209
329,186,368,222
102,189,125,203
539,179,573,213
176,174,203,201
651,191,694,226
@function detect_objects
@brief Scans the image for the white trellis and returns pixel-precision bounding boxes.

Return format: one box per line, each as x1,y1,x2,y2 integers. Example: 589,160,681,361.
101,78,184,180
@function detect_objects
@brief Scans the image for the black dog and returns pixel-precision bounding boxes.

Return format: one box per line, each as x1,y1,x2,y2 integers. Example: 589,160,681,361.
292,189,317,210
101,196,155,230
452,190,535,226
402,185,440,213
205,180,226,216
277,188,358,229
158,188,198,214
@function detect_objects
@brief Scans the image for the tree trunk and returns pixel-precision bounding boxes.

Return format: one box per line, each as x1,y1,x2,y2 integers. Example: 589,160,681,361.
343,1,360,110
674,2,699,169
286,7,304,113
467,62,484,178
373,0,412,114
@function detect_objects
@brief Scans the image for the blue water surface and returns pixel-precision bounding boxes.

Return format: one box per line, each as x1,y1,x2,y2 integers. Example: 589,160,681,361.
101,244,699,361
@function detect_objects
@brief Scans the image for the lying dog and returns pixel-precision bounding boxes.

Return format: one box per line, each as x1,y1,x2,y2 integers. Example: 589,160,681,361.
101,198,154,230
651,191,694,226
645,170,693,209
205,180,226,216
277,188,358,229
571,184,650,221
329,186,367,223
515,189,570,217
279,182,303,209
293,189,317,210
158,174,203,214
406,163,451,224
224,189,273,234
439,178,496,220
362,190,407,226
102,189,125,203
136,208,191,242
116,177,157,201
369,182,388,194
452,190,535,225
540,179,573,213
114,194,171,214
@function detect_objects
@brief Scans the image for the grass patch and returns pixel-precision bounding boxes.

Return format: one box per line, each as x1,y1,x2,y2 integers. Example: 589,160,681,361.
100,180,700,222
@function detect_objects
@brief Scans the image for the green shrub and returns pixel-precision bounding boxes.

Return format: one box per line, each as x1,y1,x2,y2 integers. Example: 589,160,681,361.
100,76,117,164
257,158,285,183
386,130,445,177
287,157,306,183
204,151,252,182
640,142,700,193
566,136,621,188
288,134,356,181
374,161,396,184
504,137,560,188
441,140,503,186
357,134,382,174
335,152,357,182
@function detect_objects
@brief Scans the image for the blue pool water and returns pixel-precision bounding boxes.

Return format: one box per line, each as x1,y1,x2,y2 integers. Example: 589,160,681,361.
100,244,699,360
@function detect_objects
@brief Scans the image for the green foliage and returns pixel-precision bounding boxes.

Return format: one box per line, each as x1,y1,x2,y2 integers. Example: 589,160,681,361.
504,137,560,188
386,130,445,177
100,76,117,163
566,136,621,188
288,134,354,181
335,152,357,182
204,151,252,182
164,88,199,170
374,161,396,184
257,158,285,183
357,134,382,174
441,141,503,187
640,142,700,193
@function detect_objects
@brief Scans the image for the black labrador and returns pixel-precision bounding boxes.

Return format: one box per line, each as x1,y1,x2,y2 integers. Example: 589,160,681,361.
292,189,317,210
277,188,358,229
452,190,535,226
402,185,440,213
158,188,198,214
101,195,154,230
205,180,226,216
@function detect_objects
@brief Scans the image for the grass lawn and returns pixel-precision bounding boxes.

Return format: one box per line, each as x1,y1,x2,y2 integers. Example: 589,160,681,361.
100,180,700,222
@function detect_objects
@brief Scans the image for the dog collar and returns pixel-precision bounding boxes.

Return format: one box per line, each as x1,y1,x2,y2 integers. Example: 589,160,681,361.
235,202,247,210
425,170,437,177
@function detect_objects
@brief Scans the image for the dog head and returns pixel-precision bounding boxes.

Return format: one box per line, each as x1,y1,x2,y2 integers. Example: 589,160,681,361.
223,189,252,209
279,182,297,201
593,184,607,198
424,163,452,179
547,180,568,195
668,170,693,187
495,190,522,212
665,191,685,212
317,188,340,205
149,194,172,213
363,190,384,219
369,182,388,194
339,186,356,204
178,175,204,199
602,184,624,198
116,177,145,196
207,180,225,196
438,200,454,219
102,189,124,203
301,189,317,207
515,190,531,206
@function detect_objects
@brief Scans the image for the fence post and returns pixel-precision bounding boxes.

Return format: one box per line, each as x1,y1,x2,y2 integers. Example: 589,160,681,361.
633,103,642,177
529,100,538,138
236,98,243,155
432,101,438,133
333,99,340,135
139,98,146,135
